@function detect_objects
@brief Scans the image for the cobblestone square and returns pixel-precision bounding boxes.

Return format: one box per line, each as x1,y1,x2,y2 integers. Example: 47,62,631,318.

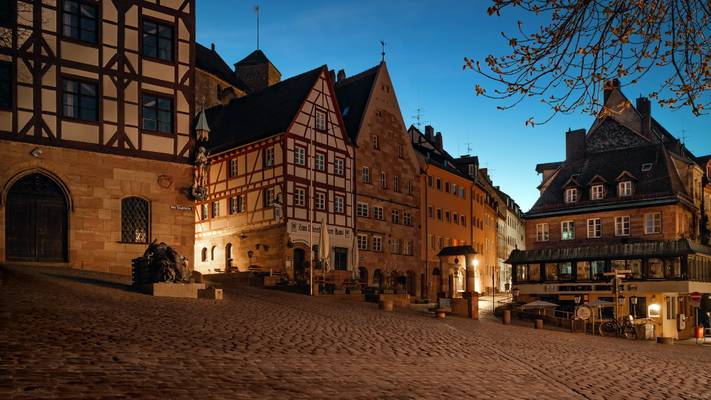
1,266,709,400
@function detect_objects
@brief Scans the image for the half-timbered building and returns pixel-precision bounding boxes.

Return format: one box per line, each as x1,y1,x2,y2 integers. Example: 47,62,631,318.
0,0,196,274
194,65,355,285
335,63,421,296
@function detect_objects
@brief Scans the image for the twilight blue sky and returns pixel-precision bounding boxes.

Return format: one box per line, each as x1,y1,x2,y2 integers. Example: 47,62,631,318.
196,0,710,211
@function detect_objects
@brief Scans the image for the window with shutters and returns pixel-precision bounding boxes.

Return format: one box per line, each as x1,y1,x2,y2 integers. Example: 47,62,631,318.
121,197,149,243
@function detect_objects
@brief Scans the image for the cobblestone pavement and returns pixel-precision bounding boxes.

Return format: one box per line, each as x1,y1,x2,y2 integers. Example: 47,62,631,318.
1,266,709,400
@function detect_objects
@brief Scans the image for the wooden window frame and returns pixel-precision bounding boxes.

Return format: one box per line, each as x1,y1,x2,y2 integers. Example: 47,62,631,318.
140,91,174,135
294,146,306,166
0,61,11,110
615,216,630,236
314,152,326,172
61,0,99,45
229,159,238,178
314,108,327,131
61,75,100,123
314,191,326,210
334,195,345,214
263,146,275,168
561,220,575,240
587,218,602,238
334,157,345,176
141,17,175,64
294,187,306,207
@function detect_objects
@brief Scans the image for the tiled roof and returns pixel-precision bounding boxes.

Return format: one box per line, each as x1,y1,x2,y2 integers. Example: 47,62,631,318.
334,64,380,142
235,49,281,73
196,43,250,93
436,245,477,256
528,143,685,215
204,66,324,154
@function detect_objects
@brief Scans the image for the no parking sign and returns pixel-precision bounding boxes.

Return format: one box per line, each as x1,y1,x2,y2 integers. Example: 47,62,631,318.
691,292,702,308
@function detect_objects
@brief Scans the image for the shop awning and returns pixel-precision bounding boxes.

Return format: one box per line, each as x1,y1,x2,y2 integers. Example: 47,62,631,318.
436,245,477,257
506,239,711,264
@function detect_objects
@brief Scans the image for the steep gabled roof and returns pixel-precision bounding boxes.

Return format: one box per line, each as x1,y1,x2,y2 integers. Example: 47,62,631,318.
528,143,685,215
204,66,324,154
334,64,380,141
196,43,250,93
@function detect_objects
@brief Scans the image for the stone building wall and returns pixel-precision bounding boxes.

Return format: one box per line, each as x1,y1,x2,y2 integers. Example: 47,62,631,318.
0,140,195,275
195,69,247,109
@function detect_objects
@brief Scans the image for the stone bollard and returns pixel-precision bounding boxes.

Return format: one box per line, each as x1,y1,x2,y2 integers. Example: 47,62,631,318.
435,309,447,319
379,300,394,312
534,319,544,329
502,310,511,325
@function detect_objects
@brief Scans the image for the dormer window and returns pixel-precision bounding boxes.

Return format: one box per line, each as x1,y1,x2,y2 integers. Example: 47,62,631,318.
590,184,604,200
618,181,633,197
564,188,578,203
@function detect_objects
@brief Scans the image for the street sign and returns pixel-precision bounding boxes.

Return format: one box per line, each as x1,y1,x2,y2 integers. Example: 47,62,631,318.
691,292,702,307
576,306,592,320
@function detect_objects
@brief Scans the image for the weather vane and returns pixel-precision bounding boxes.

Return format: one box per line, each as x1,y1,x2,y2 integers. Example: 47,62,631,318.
254,4,260,50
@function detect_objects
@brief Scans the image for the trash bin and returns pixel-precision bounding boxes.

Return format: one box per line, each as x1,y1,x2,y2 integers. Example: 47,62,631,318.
534,319,543,329
502,310,511,325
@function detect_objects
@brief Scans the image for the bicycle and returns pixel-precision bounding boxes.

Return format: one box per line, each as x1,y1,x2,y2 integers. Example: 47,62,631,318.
599,315,638,339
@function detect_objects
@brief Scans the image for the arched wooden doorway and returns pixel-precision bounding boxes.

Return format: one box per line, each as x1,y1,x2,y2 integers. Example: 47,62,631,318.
6,173,68,262
225,243,233,271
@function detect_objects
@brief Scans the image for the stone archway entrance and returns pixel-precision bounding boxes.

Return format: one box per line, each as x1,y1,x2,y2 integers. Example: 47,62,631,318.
6,173,68,262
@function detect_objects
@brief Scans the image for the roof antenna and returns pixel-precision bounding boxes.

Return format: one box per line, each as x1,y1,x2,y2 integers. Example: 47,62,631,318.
411,106,428,130
466,143,472,154
380,40,386,62
254,4,260,50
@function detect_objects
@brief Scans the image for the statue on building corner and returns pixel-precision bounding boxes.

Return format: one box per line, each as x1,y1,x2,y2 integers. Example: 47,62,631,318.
191,104,211,201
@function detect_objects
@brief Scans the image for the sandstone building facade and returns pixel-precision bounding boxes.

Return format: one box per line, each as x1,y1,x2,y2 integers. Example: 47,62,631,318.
0,0,196,274
335,63,421,295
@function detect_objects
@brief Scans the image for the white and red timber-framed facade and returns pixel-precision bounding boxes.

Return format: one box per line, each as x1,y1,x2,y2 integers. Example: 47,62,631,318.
335,63,421,296
509,81,711,339
194,65,356,284
0,0,197,274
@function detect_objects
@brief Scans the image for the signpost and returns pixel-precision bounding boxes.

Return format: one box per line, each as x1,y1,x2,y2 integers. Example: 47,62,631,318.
691,292,702,330
603,269,632,321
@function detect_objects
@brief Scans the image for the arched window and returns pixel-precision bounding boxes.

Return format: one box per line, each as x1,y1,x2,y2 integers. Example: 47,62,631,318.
211,246,216,261
121,197,149,243
201,247,208,262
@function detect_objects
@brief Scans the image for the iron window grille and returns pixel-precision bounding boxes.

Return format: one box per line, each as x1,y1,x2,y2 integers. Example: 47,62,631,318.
121,197,149,243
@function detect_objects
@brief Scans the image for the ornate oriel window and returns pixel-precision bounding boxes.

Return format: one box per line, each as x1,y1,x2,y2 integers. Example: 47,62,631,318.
121,197,149,243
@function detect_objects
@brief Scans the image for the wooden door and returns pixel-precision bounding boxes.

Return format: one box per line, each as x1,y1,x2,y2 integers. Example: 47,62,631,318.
6,174,67,262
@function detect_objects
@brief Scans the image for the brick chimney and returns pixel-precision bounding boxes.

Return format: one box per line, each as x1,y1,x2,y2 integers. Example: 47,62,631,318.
636,97,652,140
435,132,443,151
566,129,586,161
337,69,346,82
603,78,620,104
424,125,434,142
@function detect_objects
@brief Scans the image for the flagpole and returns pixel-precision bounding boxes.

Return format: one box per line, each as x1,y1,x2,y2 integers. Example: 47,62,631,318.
309,111,314,296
